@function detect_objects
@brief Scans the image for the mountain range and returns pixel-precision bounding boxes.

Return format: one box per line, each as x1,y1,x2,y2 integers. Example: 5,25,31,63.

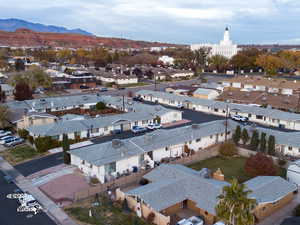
0,18,93,36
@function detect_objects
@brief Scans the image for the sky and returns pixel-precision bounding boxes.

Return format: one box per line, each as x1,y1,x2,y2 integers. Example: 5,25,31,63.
1,0,300,44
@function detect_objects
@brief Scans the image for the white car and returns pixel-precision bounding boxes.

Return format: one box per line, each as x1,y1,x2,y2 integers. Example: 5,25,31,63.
147,123,161,130
0,131,12,138
0,135,14,144
231,115,248,122
177,216,204,225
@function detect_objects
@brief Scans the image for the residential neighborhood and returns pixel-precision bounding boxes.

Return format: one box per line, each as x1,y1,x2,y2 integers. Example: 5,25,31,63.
2,3,300,225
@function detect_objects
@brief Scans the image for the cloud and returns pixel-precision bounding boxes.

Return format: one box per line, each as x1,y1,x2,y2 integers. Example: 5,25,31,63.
0,0,300,44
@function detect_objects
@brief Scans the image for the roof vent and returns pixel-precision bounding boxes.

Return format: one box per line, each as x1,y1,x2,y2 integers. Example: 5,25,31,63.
191,124,199,129
112,139,122,148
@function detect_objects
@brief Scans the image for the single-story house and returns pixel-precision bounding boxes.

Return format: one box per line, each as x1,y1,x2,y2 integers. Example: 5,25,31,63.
69,120,237,183
193,88,219,100
117,164,297,225
136,90,300,131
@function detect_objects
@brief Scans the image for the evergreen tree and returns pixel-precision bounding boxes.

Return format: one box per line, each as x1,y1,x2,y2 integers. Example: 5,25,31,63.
260,132,267,153
62,134,71,164
268,135,276,156
241,128,249,145
249,130,260,151
0,85,6,103
233,125,241,144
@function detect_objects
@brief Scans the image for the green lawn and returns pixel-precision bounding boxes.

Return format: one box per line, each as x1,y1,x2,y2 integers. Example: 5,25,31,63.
65,195,151,225
0,144,41,165
188,156,286,183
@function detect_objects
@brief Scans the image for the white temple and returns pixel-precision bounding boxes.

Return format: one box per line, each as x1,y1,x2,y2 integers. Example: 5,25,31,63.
190,27,239,59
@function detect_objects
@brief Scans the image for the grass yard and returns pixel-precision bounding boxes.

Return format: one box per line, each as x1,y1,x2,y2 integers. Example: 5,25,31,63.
188,156,286,183
65,195,151,225
0,144,42,165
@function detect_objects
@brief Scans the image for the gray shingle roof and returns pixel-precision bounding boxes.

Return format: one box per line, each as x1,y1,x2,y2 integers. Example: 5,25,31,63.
127,165,297,215
69,120,237,167
136,90,300,122
245,176,297,204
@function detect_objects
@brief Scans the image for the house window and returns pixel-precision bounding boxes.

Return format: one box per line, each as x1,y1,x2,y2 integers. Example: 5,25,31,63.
91,128,99,133
256,115,263,120
105,162,116,175
165,147,169,151
196,138,201,142
289,146,293,151
82,160,85,165
210,135,213,139
90,164,93,169
104,127,108,131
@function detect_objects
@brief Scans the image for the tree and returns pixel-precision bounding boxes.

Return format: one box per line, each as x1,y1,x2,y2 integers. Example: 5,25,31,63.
208,55,229,72
267,135,276,156
62,134,70,164
0,85,6,103
241,128,249,145
95,102,106,110
0,105,9,129
219,141,238,157
216,179,256,225
259,132,267,153
14,82,33,101
249,130,259,151
192,47,211,75
15,58,25,71
255,54,282,76
232,125,241,144
245,152,277,177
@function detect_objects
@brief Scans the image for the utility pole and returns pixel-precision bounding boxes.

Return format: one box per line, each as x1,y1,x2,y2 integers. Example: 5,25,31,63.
225,104,229,141
122,95,125,111
154,73,157,91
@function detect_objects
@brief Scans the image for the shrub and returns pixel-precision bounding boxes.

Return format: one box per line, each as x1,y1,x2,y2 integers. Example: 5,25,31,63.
18,129,29,139
90,177,100,184
241,128,249,145
139,178,149,185
146,212,155,223
245,152,277,177
95,101,106,110
268,135,276,156
34,136,60,152
277,158,287,166
28,135,34,145
293,204,300,216
219,141,238,157
249,130,260,151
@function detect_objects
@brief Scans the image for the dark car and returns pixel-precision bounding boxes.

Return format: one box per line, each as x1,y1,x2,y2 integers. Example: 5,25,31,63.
111,129,122,135
117,87,126,90
4,175,13,183
133,97,143,102
80,85,89,89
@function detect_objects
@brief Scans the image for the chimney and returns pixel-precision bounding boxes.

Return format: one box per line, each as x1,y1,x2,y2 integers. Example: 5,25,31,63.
213,168,224,181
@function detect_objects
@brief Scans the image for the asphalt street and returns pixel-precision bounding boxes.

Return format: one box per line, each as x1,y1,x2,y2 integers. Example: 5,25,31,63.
0,171,57,225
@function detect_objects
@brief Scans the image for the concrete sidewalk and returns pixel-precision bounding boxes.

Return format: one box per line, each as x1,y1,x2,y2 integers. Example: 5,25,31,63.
0,156,78,225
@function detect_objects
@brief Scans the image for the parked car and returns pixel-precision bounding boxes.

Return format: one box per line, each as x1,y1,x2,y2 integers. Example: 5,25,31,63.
177,216,204,225
80,85,89,89
111,129,122,135
99,87,108,92
231,115,248,122
147,123,162,130
0,135,14,144
117,87,126,90
214,222,225,225
2,137,20,145
3,175,13,184
176,104,184,109
0,130,12,138
133,97,143,102
131,126,147,134
4,138,24,147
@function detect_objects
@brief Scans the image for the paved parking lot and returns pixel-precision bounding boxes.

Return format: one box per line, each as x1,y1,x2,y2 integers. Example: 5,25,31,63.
0,171,57,225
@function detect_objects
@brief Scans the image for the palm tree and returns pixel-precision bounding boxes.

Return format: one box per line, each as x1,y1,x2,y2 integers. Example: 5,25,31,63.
216,179,256,225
